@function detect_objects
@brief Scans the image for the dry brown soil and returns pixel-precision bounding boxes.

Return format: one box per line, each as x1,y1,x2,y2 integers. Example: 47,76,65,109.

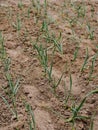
0,0,98,130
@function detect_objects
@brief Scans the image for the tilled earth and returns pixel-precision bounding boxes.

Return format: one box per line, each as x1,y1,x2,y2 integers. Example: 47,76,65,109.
0,0,98,130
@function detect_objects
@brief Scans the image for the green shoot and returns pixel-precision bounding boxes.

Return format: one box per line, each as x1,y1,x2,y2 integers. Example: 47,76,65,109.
12,14,22,34
31,0,35,6
66,89,98,123
44,0,47,17
76,4,86,18
25,103,36,130
71,1,86,18
6,72,20,96
67,17,77,27
4,57,11,72
44,32,63,53
88,54,97,80
0,94,16,117
33,43,48,74
31,0,41,15
18,0,23,9
27,7,31,18
73,47,79,61
0,31,6,59
89,113,95,130
80,48,89,72
86,23,94,40
36,0,41,15
52,72,64,93
65,74,72,104
53,38,63,53
46,61,53,81
7,8,13,20
41,20,48,32
91,5,95,18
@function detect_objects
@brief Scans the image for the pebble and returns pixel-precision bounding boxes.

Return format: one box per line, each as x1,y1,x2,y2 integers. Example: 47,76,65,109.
81,89,85,93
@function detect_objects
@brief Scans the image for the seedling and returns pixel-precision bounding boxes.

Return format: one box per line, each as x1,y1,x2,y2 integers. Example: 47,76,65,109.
71,1,86,18
6,72,20,96
65,74,72,104
31,0,35,6
7,7,13,21
33,43,48,74
33,42,55,81
18,0,23,9
52,72,64,93
4,57,11,72
25,103,36,130
0,94,17,117
44,32,63,53
12,14,22,34
89,54,98,80
91,5,95,17
31,0,41,15
4,58,20,119
72,47,79,62
5,72,20,119
27,7,31,18
86,23,94,40
0,31,6,59
76,4,86,18
67,17,77,27
52,38,63,53
44,0,47,17
66,89,98,124
89,113,95,130
41,20,48,32
80,48,89,72
36,0,41,15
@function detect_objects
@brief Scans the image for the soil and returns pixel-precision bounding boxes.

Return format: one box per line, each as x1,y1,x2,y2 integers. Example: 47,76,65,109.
0,0,98,130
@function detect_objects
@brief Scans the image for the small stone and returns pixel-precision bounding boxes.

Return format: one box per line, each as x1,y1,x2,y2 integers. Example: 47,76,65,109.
91,98,96,104
28,94,32,98
24,91,29,95
40,89,44,93
81,89,85,93
40,82,44,85
11,115,17,120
